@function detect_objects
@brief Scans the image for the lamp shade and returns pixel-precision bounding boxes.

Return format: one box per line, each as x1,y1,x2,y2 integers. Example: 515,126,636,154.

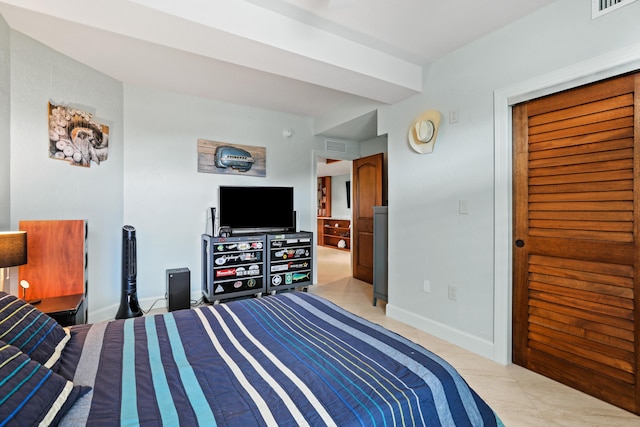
0,231,28,268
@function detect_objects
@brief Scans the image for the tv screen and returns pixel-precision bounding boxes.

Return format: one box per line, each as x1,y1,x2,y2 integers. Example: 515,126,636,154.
219,186,294,233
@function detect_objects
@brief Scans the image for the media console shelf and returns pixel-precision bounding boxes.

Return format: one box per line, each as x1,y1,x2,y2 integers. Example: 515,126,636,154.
201,234,266,304
317,218,351,251
266,232,313,293
202,231,313,304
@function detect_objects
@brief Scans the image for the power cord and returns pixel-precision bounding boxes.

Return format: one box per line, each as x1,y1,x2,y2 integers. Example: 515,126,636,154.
141,297,166,315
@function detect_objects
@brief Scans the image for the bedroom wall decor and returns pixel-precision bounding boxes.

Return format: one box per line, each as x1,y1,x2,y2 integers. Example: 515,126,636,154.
48,102,110,167
197,139,266,177
408,109,441,154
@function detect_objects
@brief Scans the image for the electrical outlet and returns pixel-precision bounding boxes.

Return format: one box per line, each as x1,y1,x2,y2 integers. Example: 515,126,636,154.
423,279,431,293
448,285,457,301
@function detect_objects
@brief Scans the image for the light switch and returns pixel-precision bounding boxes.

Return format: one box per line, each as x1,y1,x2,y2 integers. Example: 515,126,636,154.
459,200,469,214
423,279,431,293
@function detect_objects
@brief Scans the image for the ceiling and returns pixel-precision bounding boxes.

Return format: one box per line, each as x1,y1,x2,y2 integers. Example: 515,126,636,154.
0,0,556,141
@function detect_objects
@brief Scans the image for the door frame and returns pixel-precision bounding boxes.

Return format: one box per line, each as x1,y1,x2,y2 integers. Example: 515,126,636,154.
493,44,640,365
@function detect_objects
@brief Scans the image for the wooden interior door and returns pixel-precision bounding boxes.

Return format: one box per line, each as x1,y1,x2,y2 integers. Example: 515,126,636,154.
513,73,640,413
352,153,383,283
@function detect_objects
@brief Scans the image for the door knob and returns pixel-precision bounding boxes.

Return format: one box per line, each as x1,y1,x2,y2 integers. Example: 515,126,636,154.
515,240,525,248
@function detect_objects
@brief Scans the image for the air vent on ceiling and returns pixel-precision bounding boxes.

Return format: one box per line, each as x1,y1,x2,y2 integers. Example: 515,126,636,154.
592,0,638,18
325,139,347,153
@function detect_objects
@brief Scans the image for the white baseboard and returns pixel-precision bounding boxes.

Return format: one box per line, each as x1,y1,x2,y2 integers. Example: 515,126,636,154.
88,291,202,323
89,302,120,323
386,303,496,362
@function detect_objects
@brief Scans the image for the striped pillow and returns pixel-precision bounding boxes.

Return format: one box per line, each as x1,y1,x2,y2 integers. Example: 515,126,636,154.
0,292,69,368
0,340,89,426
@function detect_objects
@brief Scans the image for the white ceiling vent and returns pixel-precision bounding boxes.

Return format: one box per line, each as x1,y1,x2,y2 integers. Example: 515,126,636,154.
325,139,347,153
592,0,639,18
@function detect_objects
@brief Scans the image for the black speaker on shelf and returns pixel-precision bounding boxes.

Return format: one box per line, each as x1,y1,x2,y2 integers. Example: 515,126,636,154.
116,225,142,319
167,268,190,312
210,207,216,236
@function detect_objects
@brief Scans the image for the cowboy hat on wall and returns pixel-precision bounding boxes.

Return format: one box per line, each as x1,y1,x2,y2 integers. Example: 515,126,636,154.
408,109,441,154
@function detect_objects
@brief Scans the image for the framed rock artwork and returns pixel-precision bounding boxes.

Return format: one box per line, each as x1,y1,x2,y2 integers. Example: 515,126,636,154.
48,102,110,167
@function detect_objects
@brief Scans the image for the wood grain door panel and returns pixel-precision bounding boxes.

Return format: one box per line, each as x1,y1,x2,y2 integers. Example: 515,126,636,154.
352,153,383,283
513,73,640,414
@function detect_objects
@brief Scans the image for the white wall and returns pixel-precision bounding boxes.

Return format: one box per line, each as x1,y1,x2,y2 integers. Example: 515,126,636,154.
380,0,640,360
0,15,10,231
330,174,351,219
8,31,124,318
5,29,317,321
121,85,315,319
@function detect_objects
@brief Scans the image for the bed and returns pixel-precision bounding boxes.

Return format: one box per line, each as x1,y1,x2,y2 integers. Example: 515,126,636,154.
0,291,503,426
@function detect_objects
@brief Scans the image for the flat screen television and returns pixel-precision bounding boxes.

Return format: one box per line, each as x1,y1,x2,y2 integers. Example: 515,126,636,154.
219,186,295,234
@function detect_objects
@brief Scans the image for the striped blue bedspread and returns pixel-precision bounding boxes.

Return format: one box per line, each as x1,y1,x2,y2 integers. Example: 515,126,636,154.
60,293,503,426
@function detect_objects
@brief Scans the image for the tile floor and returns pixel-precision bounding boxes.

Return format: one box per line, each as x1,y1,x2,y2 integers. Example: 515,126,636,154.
309,246,640,427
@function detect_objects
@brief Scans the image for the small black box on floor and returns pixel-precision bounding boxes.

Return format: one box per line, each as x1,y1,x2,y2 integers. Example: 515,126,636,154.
166,268,190,312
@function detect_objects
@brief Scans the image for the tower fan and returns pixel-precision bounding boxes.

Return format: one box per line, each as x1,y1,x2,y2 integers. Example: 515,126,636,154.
116,225,142,319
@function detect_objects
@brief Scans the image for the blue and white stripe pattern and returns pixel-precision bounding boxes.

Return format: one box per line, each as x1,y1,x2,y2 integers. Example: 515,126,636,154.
0,292,69,368
0,341,77,426
77,293,502,426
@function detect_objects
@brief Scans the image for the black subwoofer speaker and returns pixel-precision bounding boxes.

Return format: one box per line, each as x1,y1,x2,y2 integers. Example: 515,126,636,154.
167,268,190,312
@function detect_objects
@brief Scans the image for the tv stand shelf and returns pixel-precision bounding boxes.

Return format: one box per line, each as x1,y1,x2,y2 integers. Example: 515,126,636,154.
201,231,313,304
317,218,350,251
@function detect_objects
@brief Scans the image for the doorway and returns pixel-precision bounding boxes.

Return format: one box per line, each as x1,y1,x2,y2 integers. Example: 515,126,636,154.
493,43,640,369
312,122,388,290
512,73,640,414
316,152,385,285
316,157,353,274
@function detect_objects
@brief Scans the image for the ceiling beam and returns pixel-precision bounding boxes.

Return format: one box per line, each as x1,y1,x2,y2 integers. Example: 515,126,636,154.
0,0,422,103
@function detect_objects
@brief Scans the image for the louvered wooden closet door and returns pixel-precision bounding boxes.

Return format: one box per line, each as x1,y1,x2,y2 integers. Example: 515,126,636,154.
513,73,640,414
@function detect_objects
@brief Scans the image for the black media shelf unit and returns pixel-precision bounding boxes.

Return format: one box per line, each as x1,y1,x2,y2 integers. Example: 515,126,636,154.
201,234,267,304
266,231,313,293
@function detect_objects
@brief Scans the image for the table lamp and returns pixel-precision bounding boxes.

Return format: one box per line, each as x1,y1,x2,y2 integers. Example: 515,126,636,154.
0,231,28,294
19,279,40,305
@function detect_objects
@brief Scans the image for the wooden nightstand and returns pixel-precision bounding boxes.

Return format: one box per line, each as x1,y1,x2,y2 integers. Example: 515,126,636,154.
37,294,85,326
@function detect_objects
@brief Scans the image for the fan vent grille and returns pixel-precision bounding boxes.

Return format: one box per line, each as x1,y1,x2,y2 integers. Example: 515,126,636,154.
325,139,347,153
592,0,638,18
